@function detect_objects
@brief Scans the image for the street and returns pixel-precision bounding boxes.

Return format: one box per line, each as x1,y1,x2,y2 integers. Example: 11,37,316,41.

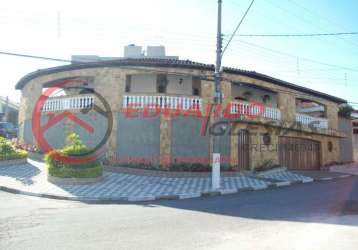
1,177,358,250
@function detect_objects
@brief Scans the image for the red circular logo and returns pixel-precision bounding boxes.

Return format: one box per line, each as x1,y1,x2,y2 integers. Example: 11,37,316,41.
32,79,113,164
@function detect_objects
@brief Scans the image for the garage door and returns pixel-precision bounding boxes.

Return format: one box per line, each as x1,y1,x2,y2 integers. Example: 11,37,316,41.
279,137,321,170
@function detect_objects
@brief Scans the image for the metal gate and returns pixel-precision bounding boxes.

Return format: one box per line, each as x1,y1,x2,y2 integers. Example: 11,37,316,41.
279,137,321,170
238,130,250,170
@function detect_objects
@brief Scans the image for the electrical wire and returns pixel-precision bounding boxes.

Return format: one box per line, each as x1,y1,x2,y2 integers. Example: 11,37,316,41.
0,51,70,63
233,32,358,37
222,0,255,56
224,38,358,73
287,0,358,49
227,0,358,59
264,0,358,53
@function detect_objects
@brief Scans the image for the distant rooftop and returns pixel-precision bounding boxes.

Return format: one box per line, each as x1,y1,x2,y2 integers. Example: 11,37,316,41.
72,45,178,63
352,110,358,119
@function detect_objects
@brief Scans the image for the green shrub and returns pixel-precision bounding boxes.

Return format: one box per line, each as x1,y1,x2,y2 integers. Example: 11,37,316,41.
110,162,235,172
338,104,354,118
170,163,234,172
170,163,210,172
47,164,103,178
0,137,28,161
45,133,103,178
122,163,164,171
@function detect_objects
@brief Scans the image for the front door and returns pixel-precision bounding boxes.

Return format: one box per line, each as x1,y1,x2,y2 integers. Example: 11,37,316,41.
238,130,250,170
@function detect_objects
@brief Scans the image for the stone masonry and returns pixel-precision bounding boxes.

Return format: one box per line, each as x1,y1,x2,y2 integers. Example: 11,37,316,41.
17,65,343,170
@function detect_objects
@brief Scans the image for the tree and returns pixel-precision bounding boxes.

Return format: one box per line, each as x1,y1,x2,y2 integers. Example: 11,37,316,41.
338,104,354,118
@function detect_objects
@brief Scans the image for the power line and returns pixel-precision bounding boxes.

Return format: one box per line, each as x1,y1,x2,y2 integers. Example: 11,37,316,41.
225,38,358,72
233,32,358,37
228,0,358,59
222,0,255,56
287,0,358,43
0,51,71,63
264,0,358,54
0,51,210,77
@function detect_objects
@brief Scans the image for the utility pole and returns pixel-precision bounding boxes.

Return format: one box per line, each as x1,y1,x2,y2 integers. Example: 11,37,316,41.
215,0,223,103
212,0,223,190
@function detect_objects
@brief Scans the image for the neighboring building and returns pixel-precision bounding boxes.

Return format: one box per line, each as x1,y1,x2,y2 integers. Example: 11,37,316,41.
72,45,178,63
338,116,354,163
16,46,347,171
0,96,19,125
352,111,358,162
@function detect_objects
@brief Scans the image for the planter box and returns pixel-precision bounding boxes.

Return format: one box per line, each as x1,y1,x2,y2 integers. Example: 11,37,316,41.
0,158,27,167
28,152,45,162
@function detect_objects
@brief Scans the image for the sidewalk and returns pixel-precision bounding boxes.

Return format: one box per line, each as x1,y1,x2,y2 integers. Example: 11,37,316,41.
329,163,358,176
0,160,270,202
0,160,353,202
291,170,351,181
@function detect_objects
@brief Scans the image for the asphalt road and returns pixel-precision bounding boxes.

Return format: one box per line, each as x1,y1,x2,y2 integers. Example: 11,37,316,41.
1,177,358,250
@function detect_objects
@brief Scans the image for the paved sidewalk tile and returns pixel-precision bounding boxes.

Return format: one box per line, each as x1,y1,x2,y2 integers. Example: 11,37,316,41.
329,163,358,176
0,161,270,201
291,170,352,181
260,171,314,183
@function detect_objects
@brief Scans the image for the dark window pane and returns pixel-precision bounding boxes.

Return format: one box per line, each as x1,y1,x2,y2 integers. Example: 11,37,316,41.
125,75,131,93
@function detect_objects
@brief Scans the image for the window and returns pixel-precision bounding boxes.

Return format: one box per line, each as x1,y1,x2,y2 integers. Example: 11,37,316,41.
262,94,271,104
235,96,248,102
192,77,201,96
193,88,199,96
157,74,168,93
262,133,271,145
353,122,358,127
125,75,131,93
354,129,358,134
328,141,333,152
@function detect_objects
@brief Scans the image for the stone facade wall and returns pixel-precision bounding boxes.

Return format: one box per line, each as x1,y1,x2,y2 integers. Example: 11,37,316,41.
338,117,354,163
354,134,358,162
18,66,342,170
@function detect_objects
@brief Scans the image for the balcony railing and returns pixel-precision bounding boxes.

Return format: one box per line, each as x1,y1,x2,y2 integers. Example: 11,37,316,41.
296,113,328,129
123,95,202,111
41,95,94,112
230,101,281,121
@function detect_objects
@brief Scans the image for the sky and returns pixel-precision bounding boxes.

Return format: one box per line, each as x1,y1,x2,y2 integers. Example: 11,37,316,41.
1,0,358,107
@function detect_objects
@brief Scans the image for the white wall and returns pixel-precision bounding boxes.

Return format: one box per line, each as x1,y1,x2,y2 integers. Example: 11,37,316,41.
129,74,193,95
167,75,192,95
130,74,157,93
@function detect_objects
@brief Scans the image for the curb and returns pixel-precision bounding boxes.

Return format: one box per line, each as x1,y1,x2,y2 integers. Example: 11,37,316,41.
0,184,268,203
310,174,352,181
337,174,351,179
0,158,28,167
0,174,353,204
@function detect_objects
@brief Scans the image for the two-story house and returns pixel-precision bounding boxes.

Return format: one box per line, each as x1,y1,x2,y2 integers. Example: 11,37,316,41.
16,47,346,171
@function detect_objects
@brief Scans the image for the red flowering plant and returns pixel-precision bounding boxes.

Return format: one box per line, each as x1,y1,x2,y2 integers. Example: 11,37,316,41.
10,139,41,153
